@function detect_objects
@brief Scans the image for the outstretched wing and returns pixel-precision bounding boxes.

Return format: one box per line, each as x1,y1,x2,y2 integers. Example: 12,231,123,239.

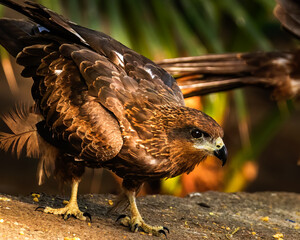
157,51,300,100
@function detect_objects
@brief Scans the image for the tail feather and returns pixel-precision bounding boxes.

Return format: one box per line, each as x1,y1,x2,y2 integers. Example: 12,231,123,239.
0,104,58,185
0,104,42,158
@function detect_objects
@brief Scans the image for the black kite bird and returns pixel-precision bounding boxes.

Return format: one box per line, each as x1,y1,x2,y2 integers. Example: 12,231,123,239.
0,0,227,236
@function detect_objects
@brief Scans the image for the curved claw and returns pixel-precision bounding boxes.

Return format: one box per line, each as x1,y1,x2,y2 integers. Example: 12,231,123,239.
35,206,45,212
158,229,167,238
133,223,139,232
83,212,92,222
116,214,127,222
163,226,170,233
64,214,71,221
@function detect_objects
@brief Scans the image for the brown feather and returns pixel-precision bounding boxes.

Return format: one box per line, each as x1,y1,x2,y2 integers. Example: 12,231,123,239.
0,104,41,159
0,104,59,185
274,0,300,39
0,0,225,192
157,51,300,100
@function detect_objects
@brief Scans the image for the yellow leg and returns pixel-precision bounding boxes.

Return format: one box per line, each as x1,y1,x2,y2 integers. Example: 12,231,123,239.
118,190,169,236
43,180,87,220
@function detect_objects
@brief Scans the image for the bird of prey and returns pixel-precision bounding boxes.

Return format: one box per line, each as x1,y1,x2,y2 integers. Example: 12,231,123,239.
0,0,227,236
157,0,300,101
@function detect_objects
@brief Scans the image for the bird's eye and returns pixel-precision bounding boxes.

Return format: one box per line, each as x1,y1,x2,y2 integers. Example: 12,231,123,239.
191,129,203,138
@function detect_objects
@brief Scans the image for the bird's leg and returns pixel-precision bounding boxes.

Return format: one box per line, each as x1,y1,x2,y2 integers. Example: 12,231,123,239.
118,189,169,236
42,180,88,220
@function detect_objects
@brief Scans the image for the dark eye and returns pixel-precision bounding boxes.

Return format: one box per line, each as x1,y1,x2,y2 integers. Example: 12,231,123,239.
191,129,203,138
191,129,210,138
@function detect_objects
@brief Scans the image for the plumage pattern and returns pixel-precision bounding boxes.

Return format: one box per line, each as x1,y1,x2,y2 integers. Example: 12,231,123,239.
0,0,227,236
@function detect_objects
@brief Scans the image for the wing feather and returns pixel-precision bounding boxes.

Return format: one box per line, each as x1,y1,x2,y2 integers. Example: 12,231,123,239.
275,0,300,38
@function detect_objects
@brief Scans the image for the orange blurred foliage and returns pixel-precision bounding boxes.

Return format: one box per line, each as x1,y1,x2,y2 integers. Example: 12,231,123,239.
180,156,225,196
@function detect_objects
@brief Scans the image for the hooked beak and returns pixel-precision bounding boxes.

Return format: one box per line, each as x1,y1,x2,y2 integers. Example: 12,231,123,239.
213,137,227,166
214,145,227,166
193,136,228,166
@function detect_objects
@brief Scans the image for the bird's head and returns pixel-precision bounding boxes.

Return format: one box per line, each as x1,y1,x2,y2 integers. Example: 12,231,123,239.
151,106,227,176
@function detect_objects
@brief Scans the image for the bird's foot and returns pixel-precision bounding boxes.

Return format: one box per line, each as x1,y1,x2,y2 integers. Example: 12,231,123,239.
36,202,90,221
117,215,169,237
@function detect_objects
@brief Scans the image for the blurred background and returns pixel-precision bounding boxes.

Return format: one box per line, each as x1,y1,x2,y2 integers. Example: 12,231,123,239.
0,0,299,197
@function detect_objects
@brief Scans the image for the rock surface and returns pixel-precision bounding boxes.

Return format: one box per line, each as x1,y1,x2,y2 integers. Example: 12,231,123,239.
0,191,299,239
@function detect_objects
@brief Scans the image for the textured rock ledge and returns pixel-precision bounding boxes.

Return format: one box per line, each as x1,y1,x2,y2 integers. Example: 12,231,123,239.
0,191,299,239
